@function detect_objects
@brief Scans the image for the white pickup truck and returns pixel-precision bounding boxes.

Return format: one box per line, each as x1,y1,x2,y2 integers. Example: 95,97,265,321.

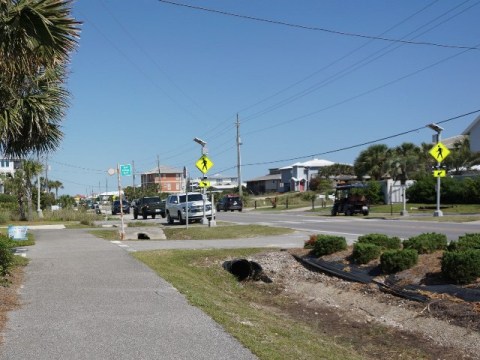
165,192,213,224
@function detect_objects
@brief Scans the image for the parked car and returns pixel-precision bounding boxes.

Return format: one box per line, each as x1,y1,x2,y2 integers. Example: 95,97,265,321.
132,196,165,219
111,200,130,215
216,194,243,212
165,192,212,224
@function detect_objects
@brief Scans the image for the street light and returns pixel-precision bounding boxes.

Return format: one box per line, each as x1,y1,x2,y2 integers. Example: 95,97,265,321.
193,137,207,149
193,137,209,225
427,122,444,217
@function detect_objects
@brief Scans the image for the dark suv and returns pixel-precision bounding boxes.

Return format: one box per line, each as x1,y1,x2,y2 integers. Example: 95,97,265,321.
216,195,243,212
133,196,165,219
111,200,130,215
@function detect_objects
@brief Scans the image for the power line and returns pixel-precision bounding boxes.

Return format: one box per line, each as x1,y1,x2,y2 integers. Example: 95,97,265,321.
216,109,480,172
157,0,479,51
243,41,480,136
241,0,478,124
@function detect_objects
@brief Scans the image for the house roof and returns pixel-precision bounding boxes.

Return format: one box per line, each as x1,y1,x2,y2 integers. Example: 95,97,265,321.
441,135,466,148
279,158,337,170
246,174,281,182
462,114,480,135
292,158,335,167
144,165,182,175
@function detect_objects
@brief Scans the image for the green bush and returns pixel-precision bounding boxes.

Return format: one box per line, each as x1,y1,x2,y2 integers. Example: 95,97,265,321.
380,249,418,274
313,235,347,257
447,233,480,252
304,234,317,249
352,243,381,264
441,250,480,284
0,238,14,277
357,233,401,250
403,233,448,254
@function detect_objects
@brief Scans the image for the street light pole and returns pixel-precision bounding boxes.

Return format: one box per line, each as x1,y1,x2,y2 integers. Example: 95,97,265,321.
427,123,444,217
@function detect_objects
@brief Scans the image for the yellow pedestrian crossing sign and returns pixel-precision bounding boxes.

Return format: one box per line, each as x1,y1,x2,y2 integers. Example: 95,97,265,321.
198,180,211,188
196,155,214,174
429,142,450,162
433,169,446,178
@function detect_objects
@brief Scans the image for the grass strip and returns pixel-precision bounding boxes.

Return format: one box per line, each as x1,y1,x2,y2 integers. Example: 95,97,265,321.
133,248,361,360
163,224,294,240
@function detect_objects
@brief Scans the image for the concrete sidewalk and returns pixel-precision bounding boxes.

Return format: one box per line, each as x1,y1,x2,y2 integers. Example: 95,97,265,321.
0,229,256,360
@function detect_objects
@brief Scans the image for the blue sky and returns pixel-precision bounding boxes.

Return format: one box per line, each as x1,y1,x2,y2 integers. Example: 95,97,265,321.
50,0,480,196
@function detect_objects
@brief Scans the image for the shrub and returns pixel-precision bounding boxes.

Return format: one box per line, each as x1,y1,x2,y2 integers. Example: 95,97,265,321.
447,233,480,252
0,238,14,277
441,250,480,284
403,233,448,254
352,243,381,264
313,235,347,257
380,249,418,274
357,233,401,250
304,234,317,249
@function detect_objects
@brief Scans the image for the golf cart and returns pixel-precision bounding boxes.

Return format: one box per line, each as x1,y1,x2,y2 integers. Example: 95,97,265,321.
331,183,369,216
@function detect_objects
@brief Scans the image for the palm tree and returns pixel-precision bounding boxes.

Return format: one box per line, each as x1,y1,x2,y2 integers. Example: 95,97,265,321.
5,159,43,220
0,0,81,157
354,144,391,180
444,138,480,174
50,180,64,200
388,143,422,183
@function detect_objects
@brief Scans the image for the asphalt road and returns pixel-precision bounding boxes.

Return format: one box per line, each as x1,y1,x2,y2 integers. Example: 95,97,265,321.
215,210,480,242
0,229,256,360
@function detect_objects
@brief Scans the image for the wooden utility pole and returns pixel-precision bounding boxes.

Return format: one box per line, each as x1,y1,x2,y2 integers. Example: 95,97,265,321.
236,114,243,197
157,155,162,193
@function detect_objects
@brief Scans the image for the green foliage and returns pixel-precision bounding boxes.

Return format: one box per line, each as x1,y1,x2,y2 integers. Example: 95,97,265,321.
301,191,317,202
365,181,383,205
308,177,333,192
42,208,101,223
357,233,401,250
304,234,317,249
405,174,436,203
441,249,480,284
447,233,480,252
57,195,76,209
313,235,347,257
403,233,448,254
380,249,418,274
407,175,480,204
0,238,14,277
0,211,9,224
352,243,382,264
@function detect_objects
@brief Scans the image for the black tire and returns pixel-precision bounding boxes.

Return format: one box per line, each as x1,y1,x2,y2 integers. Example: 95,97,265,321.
167,213,174,224
133,211,138,220
152,214,156,219
239,208,242,212
178,212,186,225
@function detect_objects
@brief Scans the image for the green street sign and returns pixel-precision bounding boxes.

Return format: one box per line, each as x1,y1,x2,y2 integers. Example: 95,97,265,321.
120,164,132,176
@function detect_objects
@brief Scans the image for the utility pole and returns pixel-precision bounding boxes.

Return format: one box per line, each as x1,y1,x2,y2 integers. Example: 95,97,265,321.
157,155,162,193
236,114,243,197
132,160,136,198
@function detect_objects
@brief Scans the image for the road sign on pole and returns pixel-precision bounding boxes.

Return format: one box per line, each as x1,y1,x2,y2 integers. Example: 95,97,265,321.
429,142,450,163
433,169,446,177
195,155,213,174
198,180,211,188
120,164,132,176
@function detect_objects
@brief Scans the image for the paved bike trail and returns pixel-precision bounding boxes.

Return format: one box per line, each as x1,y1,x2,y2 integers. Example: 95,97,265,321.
0,229,256,360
